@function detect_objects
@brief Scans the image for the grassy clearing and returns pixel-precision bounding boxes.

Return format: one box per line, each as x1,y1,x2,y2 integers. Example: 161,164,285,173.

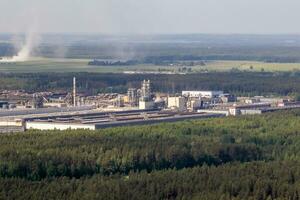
1,58,300,73
201,60,300,72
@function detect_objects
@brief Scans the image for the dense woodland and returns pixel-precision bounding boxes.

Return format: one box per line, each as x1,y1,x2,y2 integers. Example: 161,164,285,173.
1,110,300,199
1,72,300,96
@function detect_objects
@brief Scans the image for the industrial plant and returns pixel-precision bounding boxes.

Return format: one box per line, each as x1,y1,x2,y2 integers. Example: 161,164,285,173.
0,77,300,133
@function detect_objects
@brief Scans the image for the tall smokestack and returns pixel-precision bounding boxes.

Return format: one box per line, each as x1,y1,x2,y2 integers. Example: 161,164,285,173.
73,77,76,107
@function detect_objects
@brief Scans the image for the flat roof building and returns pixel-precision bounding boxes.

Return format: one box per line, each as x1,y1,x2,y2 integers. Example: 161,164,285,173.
182,91,224,98
25,110,224,131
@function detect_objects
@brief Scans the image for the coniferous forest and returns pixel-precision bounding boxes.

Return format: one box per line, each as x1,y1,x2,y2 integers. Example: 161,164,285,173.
1,110,300,199
2,72,300,96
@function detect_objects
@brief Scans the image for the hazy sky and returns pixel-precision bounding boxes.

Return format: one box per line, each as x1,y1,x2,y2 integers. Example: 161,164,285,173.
0,0,299,34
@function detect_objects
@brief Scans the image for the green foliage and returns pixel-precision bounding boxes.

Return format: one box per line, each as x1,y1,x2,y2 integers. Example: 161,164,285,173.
0,161,300,200
1,110,300,199
2,72,300,96
220,134,236,144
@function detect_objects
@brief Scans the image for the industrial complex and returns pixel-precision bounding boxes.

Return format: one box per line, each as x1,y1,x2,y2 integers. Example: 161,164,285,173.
25,110,222,131
0,77,300,133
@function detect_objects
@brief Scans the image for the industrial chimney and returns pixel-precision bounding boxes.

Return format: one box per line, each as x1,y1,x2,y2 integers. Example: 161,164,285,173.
73,77,76,107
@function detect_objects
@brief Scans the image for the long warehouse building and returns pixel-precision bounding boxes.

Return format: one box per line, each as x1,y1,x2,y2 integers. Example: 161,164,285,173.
25,111,224,131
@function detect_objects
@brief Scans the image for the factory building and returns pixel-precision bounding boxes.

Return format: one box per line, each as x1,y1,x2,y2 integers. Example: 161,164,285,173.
167,96,187,111
220,94,237,103
140,80,151,101
26,122,96,131
229,103,271,116
43,102,68,108
139,80,154,110
24,110,224,131
139,101,155,110
187,99,203,111
244,98,261,104
278,101,300,107
182,91,224,99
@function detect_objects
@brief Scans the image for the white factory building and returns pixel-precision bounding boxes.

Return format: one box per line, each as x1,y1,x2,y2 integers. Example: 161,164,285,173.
182,91,223,98
139,101,155,110
24,110,224,131
26,121,96,131
167,97,186,111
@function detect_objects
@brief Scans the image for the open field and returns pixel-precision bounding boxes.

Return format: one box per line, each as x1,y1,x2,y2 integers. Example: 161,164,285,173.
199,60,300,72
1,58,300,73
0,58,114,73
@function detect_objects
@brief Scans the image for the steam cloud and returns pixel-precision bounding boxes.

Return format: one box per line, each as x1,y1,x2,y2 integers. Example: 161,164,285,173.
1,31,38,63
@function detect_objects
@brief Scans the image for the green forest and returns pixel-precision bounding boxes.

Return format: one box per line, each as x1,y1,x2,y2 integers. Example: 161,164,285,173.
1,110,300,199
2,71,300,96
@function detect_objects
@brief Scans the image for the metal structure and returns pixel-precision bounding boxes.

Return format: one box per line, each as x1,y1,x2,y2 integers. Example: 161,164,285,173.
32,94,44,109
114,95,124,107
140,80,151,101
139,80,155,109
73,77,76,107
127,88,138,107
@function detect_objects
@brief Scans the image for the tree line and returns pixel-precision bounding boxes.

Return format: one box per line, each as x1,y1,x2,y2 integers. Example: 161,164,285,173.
2,72,300,96
0,161,299,200
0,110,300,199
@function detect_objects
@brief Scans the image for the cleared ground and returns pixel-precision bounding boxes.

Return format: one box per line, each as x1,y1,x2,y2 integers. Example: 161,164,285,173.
1,58,300,73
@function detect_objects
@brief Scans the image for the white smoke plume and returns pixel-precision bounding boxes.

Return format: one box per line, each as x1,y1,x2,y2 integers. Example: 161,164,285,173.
1,29,39,63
